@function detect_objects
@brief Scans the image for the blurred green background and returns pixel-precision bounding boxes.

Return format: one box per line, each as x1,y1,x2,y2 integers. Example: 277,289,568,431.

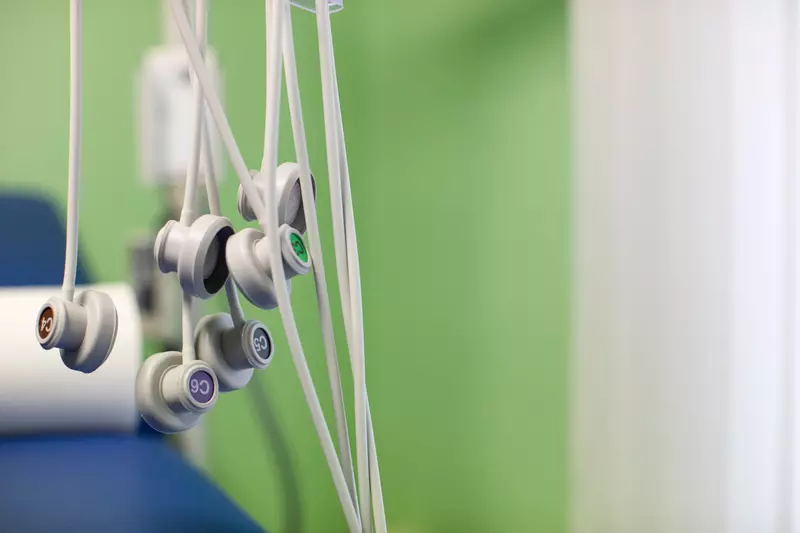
0,1,569,531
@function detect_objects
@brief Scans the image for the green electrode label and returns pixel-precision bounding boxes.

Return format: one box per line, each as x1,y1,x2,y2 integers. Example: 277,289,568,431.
290,233,308,263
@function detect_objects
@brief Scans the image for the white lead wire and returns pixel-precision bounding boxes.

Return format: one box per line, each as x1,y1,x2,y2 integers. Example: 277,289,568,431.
190,7,247,329
262,0,363,528
168,2,361,530
316,3,387,530
281,1,358,510
367,401,386,533
178,0,208,365
179,0,206,227
62,0,82,302
329,34,388,533
315,2,389,531
202,121,247,327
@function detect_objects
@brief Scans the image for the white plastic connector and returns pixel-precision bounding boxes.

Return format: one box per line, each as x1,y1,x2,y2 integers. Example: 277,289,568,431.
237,163,316,234
154,214,234,299
136,351,218,434
35,291,119,374
226,225,311,309
195,313,274,392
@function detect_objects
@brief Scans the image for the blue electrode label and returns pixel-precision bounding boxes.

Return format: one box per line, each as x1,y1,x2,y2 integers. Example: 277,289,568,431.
252,327,272,360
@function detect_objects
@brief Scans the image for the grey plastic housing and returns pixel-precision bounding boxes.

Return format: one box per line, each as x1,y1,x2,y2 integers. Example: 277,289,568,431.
136,351,219,434
226,225,311,310
195,313,274,392
35,290,119,374
237,163,316,234
154,214,234,299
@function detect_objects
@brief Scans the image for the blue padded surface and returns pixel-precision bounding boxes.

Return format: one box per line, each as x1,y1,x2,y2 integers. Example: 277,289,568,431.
0,193,90,287
0,196,264,532
0,435,264,533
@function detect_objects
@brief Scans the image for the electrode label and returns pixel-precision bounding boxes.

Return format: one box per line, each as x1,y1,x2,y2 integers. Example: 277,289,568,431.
189,370,215,404
290,233,308,263
252,327,272,360
37,306,54,340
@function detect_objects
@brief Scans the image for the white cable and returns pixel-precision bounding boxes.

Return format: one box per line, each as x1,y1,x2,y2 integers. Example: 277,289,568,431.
192,20,247,329
261,1,363,527
315,2,374,531
202,122,247,327
281,1,358,509
317,4,387,530
177,0,208,365
179,0,206,226
260,0,272,174
201,125,220,216
62,0,82,302
366,402,386,533
180,292,196,362
328,32,387,532
168,2,361,530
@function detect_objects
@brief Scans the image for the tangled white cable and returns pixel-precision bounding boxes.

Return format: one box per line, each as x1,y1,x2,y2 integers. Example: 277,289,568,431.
37,1,381,528
314,1,387,531
168,0,386,530
34,0,119,375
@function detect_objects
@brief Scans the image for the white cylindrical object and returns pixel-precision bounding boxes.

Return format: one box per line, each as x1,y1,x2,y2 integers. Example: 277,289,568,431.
0,284,141,434
571,1,798,532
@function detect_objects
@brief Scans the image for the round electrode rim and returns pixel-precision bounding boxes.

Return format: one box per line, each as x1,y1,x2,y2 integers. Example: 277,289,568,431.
176,360,219,413
35,297,64,349
241,319,274,370
154,220,178,274
136,351,204,434
59,290,118,374
178,214,234,299
280,225,311,275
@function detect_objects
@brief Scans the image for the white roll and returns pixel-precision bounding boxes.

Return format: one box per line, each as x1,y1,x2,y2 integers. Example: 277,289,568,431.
0,283,141,435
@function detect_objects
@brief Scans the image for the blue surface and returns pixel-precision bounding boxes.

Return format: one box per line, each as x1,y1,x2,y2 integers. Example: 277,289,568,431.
0,194,265,532
0,435,265,533
0,193,91,287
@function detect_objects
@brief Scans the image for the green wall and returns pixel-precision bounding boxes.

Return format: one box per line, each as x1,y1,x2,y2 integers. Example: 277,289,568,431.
0,1,569,532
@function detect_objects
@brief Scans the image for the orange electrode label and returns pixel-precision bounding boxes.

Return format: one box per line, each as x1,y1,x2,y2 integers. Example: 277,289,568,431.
38,306,54,340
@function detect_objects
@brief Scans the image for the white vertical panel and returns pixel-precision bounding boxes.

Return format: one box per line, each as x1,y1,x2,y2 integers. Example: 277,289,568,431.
792,1,800,530
728,2,791,532
571,1,797,532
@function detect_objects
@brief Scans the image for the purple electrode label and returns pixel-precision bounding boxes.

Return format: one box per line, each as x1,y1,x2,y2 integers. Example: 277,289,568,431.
251,327,272,362
189,370,215,404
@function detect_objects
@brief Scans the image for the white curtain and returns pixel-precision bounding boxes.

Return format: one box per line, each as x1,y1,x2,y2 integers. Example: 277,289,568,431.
571,1,799,532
